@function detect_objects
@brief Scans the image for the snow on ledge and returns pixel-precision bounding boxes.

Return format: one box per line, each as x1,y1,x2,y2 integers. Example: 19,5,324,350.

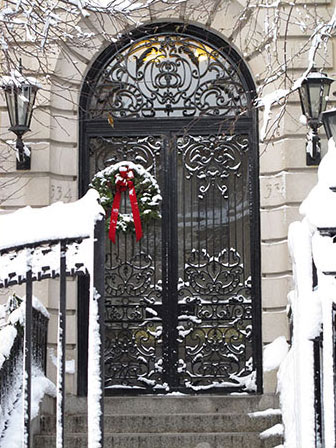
263,336,289,372
0,69,42,89
301,139,336,227
248,408,282,418
0,189,105,250
260,423,284,439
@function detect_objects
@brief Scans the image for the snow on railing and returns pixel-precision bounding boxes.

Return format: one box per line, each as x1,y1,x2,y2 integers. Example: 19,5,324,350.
0,190,105,448
279,139,336,448
0,294,50,443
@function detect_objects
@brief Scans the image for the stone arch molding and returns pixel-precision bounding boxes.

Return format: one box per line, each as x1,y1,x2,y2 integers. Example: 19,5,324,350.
48,1,264,172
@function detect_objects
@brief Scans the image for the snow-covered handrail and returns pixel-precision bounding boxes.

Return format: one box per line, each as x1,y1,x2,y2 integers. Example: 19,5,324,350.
0,190,106,448
0,295,49,441
279,139,336,448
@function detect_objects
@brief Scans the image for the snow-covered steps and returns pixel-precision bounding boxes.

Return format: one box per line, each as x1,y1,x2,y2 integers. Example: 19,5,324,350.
34,394,283,448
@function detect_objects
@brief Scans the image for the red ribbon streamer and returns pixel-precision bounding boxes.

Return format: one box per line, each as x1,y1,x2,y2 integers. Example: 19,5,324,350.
109,166,143,243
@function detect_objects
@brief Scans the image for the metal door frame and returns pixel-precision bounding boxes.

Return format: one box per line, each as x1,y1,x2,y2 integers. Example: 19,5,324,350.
77,22,262,396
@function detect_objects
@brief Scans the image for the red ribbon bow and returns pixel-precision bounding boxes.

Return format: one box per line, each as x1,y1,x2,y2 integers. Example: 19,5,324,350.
109,166,143,243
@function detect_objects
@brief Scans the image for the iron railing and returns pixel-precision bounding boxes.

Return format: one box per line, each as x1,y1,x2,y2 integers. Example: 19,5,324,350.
0,217,105,448
313,332,323,448
0,306,48,439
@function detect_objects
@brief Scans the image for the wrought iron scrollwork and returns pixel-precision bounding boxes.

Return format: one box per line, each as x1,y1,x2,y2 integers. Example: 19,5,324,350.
89,136,162,175
177,134,248,199
88,35,250,119
177,248,254,390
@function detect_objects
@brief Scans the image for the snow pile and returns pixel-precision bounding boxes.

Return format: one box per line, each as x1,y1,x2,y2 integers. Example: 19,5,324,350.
263,336,289,372
278,138,336,448
0,189,104,250
0,366,56,447
0,294,49,369
0,294,51,441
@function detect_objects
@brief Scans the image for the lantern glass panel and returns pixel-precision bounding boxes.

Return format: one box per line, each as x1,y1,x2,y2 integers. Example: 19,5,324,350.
5,88,16,128
328,120,336,140
17,86,29,127
321,83,331,118
300,84,310,118
308,84,322,120
26,87,37,128
323,110,336,140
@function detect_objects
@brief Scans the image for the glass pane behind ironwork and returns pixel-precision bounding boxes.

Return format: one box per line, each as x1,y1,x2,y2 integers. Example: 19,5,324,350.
89,136,165,391
176,134,254,391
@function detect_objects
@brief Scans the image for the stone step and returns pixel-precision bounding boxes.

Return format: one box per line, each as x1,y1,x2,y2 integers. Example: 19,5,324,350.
34,432,282,448
64,394,279,415
40,412,281,434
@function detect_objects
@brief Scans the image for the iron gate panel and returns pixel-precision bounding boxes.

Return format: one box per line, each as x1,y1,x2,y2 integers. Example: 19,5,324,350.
89,132,256,393
89,136,166,391
176,134,254,391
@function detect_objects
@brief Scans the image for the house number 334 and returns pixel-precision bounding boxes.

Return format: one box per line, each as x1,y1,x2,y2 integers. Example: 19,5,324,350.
50,184,72,202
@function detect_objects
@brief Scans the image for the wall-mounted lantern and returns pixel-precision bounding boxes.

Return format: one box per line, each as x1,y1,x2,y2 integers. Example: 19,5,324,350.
298,68,334,166
1,63,40,170
322,107,336,141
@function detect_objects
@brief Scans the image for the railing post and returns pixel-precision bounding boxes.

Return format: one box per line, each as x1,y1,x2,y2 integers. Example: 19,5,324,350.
56,241,67,448
23,248,33,448
313,333,323,447
92,217,105,447
333,304,336,447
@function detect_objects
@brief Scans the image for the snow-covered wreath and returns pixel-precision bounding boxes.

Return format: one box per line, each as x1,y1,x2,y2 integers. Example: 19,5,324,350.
90,161,162,242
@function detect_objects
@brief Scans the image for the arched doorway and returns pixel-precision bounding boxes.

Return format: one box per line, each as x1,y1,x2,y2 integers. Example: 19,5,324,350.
78,23,261,395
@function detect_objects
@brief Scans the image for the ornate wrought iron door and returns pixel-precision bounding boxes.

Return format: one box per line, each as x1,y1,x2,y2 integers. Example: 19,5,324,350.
79,24,261,395
88,131,256,394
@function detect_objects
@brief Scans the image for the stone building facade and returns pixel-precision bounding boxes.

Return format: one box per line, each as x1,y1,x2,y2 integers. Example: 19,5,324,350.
0,0,334,396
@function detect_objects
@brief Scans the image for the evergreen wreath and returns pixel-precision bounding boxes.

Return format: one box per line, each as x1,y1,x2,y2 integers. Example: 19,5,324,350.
90,161,162,234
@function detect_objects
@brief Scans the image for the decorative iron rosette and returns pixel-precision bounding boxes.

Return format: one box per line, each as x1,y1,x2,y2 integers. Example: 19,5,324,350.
90,161,162,234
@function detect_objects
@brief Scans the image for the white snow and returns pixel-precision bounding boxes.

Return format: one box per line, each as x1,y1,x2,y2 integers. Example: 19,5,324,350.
1,366,56,447
260,423,284,439
0,191,104,448
87,286,103,448
0,69,41,89
278,136,336,448
256,89,289,142
0,294,49,370
0,325,17,366
49,349,75,374
248,408,282,418
0,189,104,250
263,336,289,372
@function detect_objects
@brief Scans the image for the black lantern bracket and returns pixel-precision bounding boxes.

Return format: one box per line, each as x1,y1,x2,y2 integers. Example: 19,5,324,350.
306,127,321,166
14,134,31,170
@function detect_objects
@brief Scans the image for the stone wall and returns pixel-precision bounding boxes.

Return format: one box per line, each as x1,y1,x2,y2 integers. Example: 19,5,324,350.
0,0,334,394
